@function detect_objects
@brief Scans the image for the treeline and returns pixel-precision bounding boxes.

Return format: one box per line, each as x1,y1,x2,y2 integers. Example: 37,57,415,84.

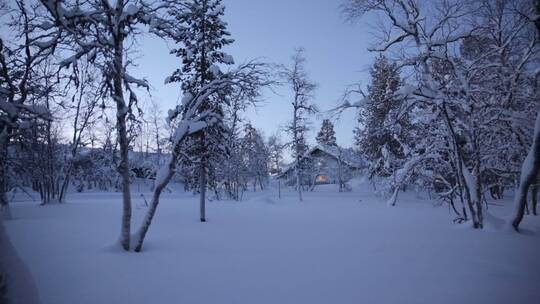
0,0,281,205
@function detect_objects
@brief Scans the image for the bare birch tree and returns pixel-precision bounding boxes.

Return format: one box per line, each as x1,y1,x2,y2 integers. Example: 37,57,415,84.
40,0,187,250
511,0,540,230
282,48,317,202
134,62,274,251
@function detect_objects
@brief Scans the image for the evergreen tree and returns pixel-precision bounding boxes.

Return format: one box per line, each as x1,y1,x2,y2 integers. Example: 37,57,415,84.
168,0,234,90
167,0,234,222
354,55,407,177
316,119,337,146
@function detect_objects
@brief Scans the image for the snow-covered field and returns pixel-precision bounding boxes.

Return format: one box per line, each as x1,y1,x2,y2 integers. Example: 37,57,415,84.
4,181,540,304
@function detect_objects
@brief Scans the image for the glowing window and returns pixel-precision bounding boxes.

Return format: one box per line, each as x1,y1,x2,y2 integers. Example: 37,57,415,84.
316,175,326,182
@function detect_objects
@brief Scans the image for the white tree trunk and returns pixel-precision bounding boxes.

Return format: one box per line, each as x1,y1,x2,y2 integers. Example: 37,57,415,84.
134,151,179,252
511,107,540,230
292,107,302,202
112,17,132,250
531,182,538,216
296,166,302,202
441,104,481,227
117,110,132,250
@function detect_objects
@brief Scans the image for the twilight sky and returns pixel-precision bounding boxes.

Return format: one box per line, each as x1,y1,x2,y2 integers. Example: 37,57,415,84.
134,0,376,148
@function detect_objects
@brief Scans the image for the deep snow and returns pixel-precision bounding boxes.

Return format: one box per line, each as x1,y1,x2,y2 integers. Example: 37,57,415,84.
3,180,540,304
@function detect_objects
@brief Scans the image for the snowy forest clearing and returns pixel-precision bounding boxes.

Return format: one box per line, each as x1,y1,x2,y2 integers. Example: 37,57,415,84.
1,0,540,302
4,183,540,304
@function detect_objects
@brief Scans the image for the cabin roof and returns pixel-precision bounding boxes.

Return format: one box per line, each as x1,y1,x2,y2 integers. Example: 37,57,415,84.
278,144,366,177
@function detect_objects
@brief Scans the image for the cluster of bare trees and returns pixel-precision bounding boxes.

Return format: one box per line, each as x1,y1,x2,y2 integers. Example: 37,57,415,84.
0,0,181,249
0,0,275,252
1,0,62,218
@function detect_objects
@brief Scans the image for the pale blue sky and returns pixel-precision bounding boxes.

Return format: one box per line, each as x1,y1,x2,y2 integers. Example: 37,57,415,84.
135,0,376,148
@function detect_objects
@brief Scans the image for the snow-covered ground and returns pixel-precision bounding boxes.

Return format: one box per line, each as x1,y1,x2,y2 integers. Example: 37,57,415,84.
4,180,540,304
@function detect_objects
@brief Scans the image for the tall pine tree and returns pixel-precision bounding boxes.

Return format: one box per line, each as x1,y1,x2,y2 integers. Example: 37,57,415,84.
316,119,337,146
354,55,408,178
168,0,234,222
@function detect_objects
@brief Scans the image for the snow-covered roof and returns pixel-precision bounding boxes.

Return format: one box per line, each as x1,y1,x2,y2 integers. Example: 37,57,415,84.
279,144,366,177
308,144,366,169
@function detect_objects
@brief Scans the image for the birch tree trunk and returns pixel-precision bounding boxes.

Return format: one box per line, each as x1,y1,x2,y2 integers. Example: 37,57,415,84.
471,128,484,228
134,149,179,252
116,107,132,250
199,161,207,222
511,108,540,230
59,82,94,203
296,166,302,201
532,182,538,216
112,8,132,250
293,107,302,202
278,179,281,199
473,164,483,229
0,134,11,220
441,103,480,228
58,165,73,203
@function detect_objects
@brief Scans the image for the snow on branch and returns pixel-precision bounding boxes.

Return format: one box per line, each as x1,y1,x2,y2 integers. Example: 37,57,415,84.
124,73,149,89
134,59,276,252
328,83,368,117
169,61,276,146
